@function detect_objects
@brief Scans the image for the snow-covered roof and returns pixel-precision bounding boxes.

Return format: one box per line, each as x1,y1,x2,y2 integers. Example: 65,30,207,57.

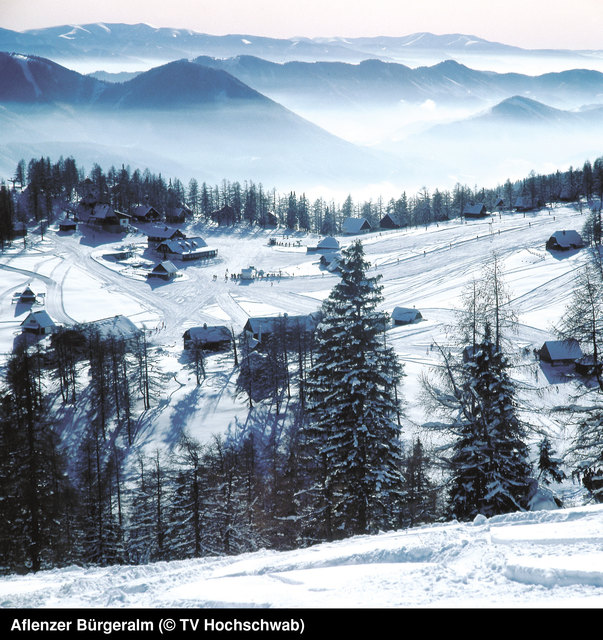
133,205,161,219
244,313,321,337
184,325,231,344
157,237,209,254
85,315,141,341
147,226,185,241
152,260,178,275
342,217,371,234
20,310,54,330
167,207,190,218
392,307,422,323
91,203,115,220
547,230,584,248
317,236,340,250
463,203,487,216
542,339,583,361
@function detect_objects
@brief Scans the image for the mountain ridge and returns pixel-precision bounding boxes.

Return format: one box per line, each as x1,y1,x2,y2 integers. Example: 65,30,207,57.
2,23,602,68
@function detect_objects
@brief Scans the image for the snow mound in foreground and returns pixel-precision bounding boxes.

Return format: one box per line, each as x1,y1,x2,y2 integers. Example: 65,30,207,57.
1,504,602,608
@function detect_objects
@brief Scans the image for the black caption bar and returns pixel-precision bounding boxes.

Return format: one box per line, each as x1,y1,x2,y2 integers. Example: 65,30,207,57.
0,608,388,637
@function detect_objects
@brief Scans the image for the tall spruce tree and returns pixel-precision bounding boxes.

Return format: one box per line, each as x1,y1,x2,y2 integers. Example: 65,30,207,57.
447,323,532,520
302,240,405,539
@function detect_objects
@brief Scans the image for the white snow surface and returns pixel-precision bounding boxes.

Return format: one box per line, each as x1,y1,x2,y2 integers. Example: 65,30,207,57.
1,504,602,608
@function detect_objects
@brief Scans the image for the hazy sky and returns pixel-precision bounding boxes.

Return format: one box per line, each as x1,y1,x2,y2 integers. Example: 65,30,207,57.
2,0,602,50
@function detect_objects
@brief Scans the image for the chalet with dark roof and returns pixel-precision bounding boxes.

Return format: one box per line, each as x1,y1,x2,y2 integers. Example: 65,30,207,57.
88,204,130,232
19,286,37,304
380,213,404,229
166,206,191,223
132,205,162,222
212,204,237,226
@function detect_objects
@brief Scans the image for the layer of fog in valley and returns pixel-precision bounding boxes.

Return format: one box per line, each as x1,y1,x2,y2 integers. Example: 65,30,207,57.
2,47,603,197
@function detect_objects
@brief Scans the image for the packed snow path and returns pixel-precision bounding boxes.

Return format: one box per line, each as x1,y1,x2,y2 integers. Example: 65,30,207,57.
1,505,602,608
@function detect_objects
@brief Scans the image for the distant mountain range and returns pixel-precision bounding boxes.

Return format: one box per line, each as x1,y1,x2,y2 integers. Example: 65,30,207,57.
190,56,603,111
409,95,603,140
1,23,602,70
8,52,603,113
0,52,397,189
0,53,265,107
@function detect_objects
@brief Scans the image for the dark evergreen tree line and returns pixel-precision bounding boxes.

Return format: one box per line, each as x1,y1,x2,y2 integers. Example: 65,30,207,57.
4,154,602,242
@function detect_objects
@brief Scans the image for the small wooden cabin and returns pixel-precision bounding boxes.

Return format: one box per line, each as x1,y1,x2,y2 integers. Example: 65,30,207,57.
539,339,583,365
183,324,232,351
392,307,422,325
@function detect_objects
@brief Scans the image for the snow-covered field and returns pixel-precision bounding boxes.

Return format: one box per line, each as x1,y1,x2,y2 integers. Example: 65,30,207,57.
1,504,602,607
0,204,590,444
1,204,601,608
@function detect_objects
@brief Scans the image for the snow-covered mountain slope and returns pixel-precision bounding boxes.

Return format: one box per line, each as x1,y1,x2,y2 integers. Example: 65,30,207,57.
0,52,273,107
1,504,602,607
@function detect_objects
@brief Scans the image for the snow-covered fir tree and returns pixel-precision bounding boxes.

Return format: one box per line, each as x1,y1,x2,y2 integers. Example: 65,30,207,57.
447,323,533,520
537,437,566,486
301,240,405,539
